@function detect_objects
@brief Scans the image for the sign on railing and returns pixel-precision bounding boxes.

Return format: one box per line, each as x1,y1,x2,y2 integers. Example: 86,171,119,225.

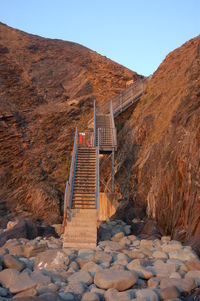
78,131,94,148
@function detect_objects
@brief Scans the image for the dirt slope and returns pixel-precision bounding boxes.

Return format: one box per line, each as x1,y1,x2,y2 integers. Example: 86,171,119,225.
116,35,200,248
0,22,141,223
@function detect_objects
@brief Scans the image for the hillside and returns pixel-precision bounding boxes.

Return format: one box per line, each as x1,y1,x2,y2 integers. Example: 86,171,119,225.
0,22,141,224
116,35,200,249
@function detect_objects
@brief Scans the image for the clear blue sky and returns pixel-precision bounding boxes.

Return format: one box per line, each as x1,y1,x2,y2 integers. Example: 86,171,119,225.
0,0,199,76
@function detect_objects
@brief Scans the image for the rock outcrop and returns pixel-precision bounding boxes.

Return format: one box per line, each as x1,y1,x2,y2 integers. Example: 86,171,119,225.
116,35,200,249
0,22,141,223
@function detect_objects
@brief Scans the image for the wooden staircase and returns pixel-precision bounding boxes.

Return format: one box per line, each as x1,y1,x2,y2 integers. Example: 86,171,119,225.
63,144,98,248
63,78,147,249
72,147,96,210
63,209,97,248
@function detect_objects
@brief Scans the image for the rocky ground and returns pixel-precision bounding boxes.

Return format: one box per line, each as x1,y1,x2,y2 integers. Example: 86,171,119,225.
0,219,200,301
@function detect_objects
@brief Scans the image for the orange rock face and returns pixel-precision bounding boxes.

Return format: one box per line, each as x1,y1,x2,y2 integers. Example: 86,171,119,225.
116,35,200,248
0,22,140,223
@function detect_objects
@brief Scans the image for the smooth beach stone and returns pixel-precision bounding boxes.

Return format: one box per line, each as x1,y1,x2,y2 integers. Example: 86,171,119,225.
94,269,138,291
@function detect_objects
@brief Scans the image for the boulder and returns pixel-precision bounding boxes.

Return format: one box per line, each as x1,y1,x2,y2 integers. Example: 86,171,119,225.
136,289,160,301
13,288,37,298
95,251,112,264
3,254,25,271
160,277,196,293
34,249,69,270
185,270,200,286
61,282,87,295
9,272,37,294
82,261,102,276
0,219,38,247
160,286,180,300
99,241,122,251
0,268,20,288
94,269,138,291
104,288,133,301
68,271,93,285
82,292,100,301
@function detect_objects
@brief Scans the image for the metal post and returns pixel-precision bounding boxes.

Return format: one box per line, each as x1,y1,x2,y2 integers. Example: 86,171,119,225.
111,149,115,193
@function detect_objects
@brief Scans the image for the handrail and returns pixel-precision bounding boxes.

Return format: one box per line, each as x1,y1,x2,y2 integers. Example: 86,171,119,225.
94,99,96,147
96,128,100,209
63,127,78,223
110,100,117,148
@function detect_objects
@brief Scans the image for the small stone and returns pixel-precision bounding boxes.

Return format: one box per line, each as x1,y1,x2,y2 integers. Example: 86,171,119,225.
94,269,138,291
24,243,48,258
30,270,51,287
99,241,122,251
185,260,200,271
62,281,87,295
111,232,125,242
127,260,154,280
153,251,168,260
111,225,124,236
13,288,37,298
82,291,100,301
95,252,113,264
169,249,199,261
126,250,145,260
128,235,137,241
162,242,182,253
185,270,200,286
160,286,180,299
119,237,131,247
136,288,159,301
115,253,129,265
147,277,160,288
160,277,196,293
3,254,25,271
58,292,75,301
104,288,133,301
0,287,9,297
68,270,93,285
161,236,171,243
10,272,37,294
124,225,131,236
90,287,105,297
0,268,20,288
82,261,102,276
140,240,153,249
169,272,182,279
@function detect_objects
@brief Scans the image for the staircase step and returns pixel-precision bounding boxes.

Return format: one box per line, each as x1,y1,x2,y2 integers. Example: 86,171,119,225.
63,242,97,249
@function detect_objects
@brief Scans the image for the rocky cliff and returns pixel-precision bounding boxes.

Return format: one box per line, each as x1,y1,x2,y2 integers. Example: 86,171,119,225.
0,22,141,223
116,35,200,249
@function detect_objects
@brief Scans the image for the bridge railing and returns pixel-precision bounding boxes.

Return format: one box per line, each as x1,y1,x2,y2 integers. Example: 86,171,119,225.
98,127,117,150
63,127,78,229
95,77,147,116
110,100,117,149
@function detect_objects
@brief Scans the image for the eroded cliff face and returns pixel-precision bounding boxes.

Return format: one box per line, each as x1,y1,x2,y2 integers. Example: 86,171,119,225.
116,36,200,246
0,22,141,223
